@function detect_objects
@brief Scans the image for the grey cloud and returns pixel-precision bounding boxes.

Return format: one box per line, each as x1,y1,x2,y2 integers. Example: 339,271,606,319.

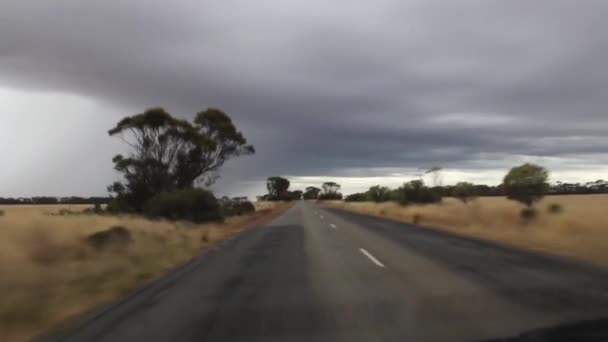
1,0,607,196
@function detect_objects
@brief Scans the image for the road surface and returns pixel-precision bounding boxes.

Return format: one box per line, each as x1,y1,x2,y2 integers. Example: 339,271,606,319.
47,202,608,342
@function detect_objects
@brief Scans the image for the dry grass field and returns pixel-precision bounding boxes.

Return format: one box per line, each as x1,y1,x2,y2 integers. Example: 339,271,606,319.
326,195,608,266
0,202,290,342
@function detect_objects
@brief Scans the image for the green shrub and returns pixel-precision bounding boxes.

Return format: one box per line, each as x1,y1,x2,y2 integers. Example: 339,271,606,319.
367,185,391,202
221,197,256,216
238,201,255,214
452,182,477,203
547,203,564,214
345,193,367,202
106,194,136,214
318,193,343,200
503,163,549,207
397,180,441,205
144,189,223,223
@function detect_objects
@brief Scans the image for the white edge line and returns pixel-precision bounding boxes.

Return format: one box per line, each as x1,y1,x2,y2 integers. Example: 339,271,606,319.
359,248,386,268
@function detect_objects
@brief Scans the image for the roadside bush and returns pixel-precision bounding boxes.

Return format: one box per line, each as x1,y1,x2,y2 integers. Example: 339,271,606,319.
547,203,564,214
345,193,367,202
452,182,477,204
318,193,343,200
237,201,255,215
106,194,136,214
221,197,256,216
0,209,4,216
85,226,133,251
520,207,538,221
503,163,549,208
144,189,223,223
285,190,303,201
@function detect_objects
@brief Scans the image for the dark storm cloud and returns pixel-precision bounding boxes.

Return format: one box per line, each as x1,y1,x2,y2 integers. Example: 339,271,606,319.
1,0,607,196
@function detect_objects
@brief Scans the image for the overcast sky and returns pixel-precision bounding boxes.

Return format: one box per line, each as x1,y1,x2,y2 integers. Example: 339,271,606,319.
1,0,607,198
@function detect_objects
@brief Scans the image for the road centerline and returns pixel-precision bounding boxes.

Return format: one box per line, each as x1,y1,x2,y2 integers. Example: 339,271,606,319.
359,248,386,268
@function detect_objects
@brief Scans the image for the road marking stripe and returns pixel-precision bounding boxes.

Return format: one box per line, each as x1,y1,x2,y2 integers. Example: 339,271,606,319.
329,224,337,229
320,215,324,219
359,248,386,268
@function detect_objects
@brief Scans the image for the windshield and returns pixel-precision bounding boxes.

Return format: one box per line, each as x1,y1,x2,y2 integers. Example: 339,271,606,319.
1,1,607,341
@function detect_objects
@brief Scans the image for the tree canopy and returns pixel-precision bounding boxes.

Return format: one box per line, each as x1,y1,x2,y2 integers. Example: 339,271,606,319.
289,190,303,200
322,182,341,194
452,182,477,203
397,180,441,204
503,163,549,207
318,182,343,200
367,185,391,202
108,107,254,211
266,176,290,200
303,186,321,200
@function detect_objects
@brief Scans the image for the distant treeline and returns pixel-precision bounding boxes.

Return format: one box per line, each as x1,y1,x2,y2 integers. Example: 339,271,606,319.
432,180,608,198
340,165,608,220
345,180,608,203
0,196,111,205
260,177,344,201
258,175,608,204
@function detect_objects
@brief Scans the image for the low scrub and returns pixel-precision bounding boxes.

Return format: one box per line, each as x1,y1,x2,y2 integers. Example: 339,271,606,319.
48,204,106,216
547,203,564,214
143,189,223,223
220,197,255,216
324,195,608,266
345,193,367,202
318,193,343,200
346,181,442,204
520,207,538,221
0,202,290,341
85,226,133,251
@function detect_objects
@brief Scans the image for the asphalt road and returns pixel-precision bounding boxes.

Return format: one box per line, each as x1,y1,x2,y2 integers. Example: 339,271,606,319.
47,202,608,342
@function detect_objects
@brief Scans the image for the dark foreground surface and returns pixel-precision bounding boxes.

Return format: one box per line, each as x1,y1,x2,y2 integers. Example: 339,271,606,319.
45,202,608,342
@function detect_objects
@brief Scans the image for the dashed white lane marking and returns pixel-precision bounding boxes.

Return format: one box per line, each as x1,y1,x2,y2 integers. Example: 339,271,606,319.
329,224,337,229
320,215,324,220
359,248,386,268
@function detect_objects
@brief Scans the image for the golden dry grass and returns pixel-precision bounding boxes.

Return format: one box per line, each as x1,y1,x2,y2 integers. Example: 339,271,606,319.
325,195,608,266
0,202,290,342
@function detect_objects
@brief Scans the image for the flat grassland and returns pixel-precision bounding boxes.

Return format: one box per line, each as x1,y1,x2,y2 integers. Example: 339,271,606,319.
0,202,290,342
326,195,608,266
